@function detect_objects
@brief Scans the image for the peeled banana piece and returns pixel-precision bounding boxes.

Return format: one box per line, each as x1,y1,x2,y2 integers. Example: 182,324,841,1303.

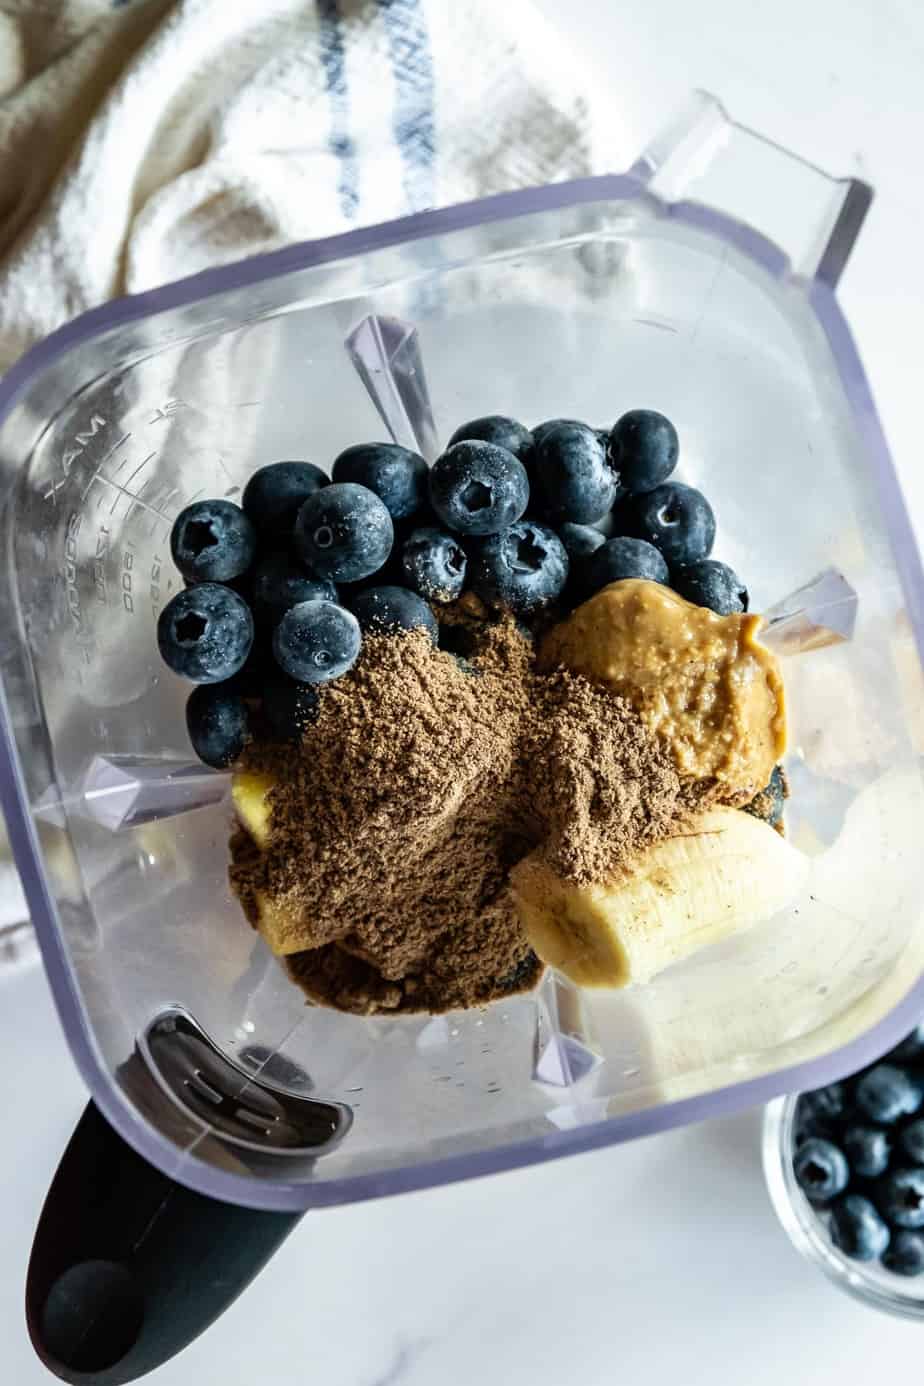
511,807,809,988
231,770,314,955
231,770,276,849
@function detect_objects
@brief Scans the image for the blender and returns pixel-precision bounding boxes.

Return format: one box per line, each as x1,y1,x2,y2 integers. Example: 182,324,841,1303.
1,94,922,1381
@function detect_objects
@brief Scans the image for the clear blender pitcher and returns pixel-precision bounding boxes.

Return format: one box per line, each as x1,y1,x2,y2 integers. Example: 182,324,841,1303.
3,94,924,1383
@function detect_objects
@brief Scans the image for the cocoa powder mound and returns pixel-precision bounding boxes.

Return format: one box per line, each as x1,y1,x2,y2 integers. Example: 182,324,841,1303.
229,614,699,1015
524,667,711,886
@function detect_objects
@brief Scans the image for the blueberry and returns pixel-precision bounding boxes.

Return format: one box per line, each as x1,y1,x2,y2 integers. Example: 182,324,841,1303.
273,599,361,683
185,683,250,768
877,1169,924,1229
400,527,467,603
743,766,786,830
620,482,716,567
157,584,254,683
429,441,529,536
448,415,534,463
469,521,569,615
531,418,587,448
331,443,428,522
580,537,669,597
900,1120,924,1164
797,1083,846,1128
843,1125,892,1178
242,461,328,537
559,522,606,563
855,1065,922,1125
883,1230,924,1276
534,422,618,524
608,410,679,494
252,552,337,626
829,1194,890,1261
170,500,257,583
672,559,748,615
295,483,394,583
793,1137,850,1203
262,668,319,741
350,585,438,642
889,1025,924,1063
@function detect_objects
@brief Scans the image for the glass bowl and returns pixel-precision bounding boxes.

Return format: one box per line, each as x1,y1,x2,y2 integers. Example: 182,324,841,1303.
763,1094,924,1319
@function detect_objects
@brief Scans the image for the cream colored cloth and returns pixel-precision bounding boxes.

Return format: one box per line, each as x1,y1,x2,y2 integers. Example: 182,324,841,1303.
0,0,619,931
0,0,618,372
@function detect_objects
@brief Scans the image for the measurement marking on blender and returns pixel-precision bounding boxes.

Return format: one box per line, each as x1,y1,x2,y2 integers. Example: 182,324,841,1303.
84,463,174,521
44,414,109,503
148,399,184,425
78,434,132,503
109,452,157,515
145,486,181,539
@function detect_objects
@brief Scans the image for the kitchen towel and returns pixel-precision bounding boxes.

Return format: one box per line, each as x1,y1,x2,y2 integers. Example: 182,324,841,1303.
0,0,618,933
0,0,618,372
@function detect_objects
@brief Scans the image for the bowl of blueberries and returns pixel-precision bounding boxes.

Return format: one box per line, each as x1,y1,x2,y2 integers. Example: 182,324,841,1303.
764,1024,924,1316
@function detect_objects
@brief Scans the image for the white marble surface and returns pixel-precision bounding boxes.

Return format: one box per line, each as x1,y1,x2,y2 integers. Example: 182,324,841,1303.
5,2,924,1382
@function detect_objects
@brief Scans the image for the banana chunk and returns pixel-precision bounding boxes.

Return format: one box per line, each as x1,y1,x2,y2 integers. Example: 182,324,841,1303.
252,889,310,956
511,807,809,988
231,770,276,849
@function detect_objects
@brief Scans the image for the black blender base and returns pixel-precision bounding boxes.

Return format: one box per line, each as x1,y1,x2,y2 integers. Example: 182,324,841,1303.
26,1102,302,1384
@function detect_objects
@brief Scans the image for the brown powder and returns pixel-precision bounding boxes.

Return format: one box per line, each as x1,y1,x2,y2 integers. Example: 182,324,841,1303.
229,613,705,1015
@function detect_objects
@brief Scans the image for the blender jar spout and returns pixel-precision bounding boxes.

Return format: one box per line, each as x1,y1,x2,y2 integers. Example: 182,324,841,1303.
631,89,873,287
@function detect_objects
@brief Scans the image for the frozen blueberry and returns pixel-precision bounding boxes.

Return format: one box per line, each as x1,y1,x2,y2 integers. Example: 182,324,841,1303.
170,499,257,583
295,483,394,583
532,417,587,448
621,482,716,567
672,559,748,615
242,461,328,538
581,537,669,597
883,1230,924,1277
889,1025,924,1063
350,585,439,643
608,409,679,494
262,668,319,741
829,1194,891,1261
252,552,337,626
185,683,250,768
797,1083,846,1129
843,1126,892,1179
900,1120,924,1165
534,422,618,525
400,526,467,603
273,599,361,684
793,1137,850,1203
157,584,254,683
855,1065,922,1125
743,766,786,830
469,521,569,616
448,415,534,463
331,443,428,523
559,522,606,563
877,1169,924,1229
429,441,529,536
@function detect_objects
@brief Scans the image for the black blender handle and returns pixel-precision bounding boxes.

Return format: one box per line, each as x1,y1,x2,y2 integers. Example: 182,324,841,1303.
26,1102,302,1384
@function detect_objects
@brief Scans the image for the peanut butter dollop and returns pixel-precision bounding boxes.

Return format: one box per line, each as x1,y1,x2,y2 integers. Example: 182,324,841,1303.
539,579,786,793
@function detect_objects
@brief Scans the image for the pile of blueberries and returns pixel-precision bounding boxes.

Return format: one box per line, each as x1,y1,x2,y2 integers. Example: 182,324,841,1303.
792,1027,924,1278
156,410,746,769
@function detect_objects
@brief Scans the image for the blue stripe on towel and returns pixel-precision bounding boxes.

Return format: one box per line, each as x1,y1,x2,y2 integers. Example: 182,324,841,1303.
317,0,360,218
378,0,436,212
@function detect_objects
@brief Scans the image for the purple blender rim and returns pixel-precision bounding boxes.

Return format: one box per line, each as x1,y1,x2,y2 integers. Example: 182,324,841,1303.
1,175,923,1212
